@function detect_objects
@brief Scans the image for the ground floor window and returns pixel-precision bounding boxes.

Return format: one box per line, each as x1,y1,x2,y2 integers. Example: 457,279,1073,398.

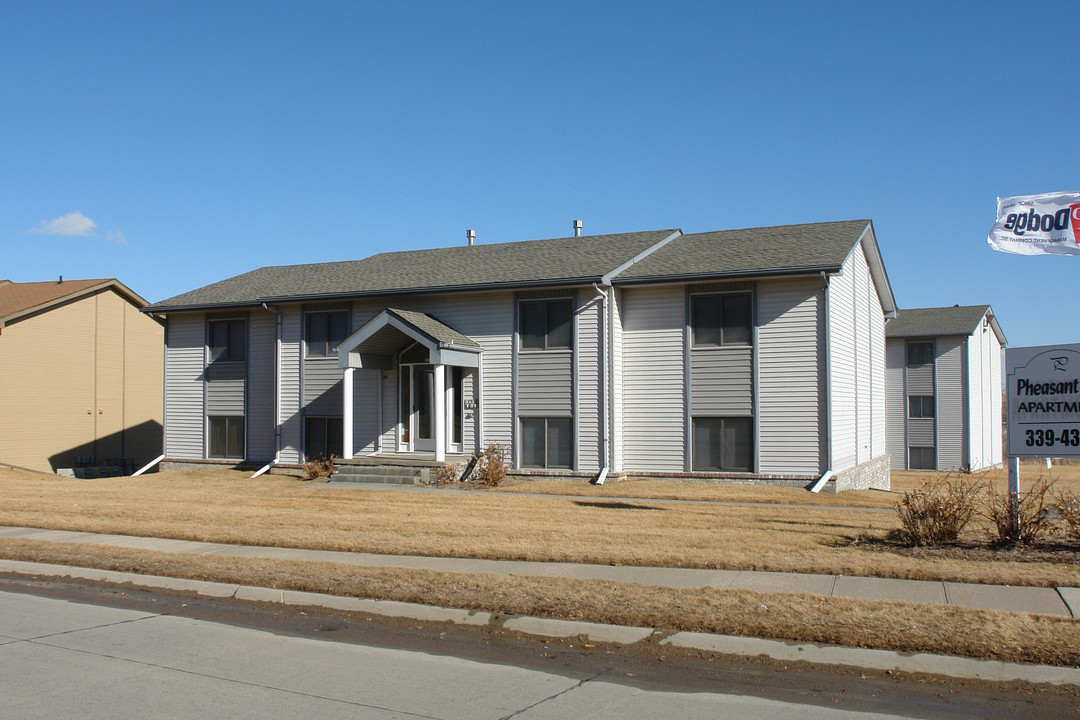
305,416,344,460
692,416,752,471
909,446,936,470
208,416,245,459
520,417,572,468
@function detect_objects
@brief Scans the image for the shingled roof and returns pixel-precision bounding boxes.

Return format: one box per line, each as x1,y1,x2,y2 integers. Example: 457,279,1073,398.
147,220,896,313
0,279,149,326
886,305,1006,345
148,229,678,311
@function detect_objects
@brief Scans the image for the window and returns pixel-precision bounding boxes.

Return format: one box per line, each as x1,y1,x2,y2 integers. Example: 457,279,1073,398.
692,293,751,346
305,417,343,460
209,319,246,362
208,416,245,458
693,417,753,471
909,447,936,470
907,341,934,366
520,417,572,468
908,395,935,418
306,311,349,357
520,299,573,350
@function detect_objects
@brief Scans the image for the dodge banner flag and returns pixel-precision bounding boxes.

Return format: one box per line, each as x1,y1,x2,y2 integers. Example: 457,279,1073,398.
988,191,1080,256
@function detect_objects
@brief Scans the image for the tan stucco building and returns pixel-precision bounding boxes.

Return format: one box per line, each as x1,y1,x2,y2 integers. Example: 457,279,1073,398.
0,278,163,473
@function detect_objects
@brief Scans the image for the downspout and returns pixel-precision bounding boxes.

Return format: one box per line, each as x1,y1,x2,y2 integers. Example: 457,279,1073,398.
813,271,833,493
252,302,281,478
591,282,610,485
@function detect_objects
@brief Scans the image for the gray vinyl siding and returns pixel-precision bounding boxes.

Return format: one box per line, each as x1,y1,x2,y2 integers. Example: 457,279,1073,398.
828,256,857,471
205,363,245,415
302,358,343,416
885,339,907,470
689,347,752,414
757,279,825,474
164,313,205,459
351,367,380,455
936,338,965,471
247,310,276,461
906,362,935,395
575,295,602,471
908,419,936,447
622,285,685,473
376,367,397,454
517,352,573,414
278,305,303,464
610,289,624,472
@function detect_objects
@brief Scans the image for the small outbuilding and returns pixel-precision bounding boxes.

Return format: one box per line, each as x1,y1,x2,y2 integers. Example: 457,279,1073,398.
0,278,164,473
885,305,1006,472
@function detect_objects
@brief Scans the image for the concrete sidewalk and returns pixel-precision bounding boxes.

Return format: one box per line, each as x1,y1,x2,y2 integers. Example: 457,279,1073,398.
1,525,1077,618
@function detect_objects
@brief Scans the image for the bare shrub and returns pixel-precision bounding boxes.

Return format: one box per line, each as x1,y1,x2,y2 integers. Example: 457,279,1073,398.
473,443,508,487
984,478,1054,547
1057,490,1080,540
301,455,335,481
894,476,981,547
430,463,461,486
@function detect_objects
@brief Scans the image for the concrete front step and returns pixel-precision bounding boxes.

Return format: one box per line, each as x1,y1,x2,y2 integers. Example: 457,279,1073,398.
331,472,422,485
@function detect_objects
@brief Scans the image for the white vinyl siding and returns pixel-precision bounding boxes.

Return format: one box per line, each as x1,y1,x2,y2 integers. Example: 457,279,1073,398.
622,285,685,472
869,271,887,462
757,279,825,474
936,338,965,471
853,247,872,464
610,289,624,472
247,310,276,461
968,320,1004,471
988,328,1003,468
164,313,205,459
885,339,907,470
828,257,857,471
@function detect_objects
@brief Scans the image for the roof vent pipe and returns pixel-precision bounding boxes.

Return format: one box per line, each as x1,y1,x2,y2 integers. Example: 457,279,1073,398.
466,229,476,246
573,220,583,237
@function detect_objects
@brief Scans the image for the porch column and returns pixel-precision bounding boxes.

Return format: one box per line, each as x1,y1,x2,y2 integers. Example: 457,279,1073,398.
342,367,354,459
433,363,445,462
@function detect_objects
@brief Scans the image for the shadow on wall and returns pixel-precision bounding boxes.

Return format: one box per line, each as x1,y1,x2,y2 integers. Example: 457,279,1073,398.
48,419,163,473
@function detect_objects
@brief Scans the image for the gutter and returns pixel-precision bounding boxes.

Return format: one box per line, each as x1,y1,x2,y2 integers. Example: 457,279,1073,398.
820,270,834,486
591,282,610,484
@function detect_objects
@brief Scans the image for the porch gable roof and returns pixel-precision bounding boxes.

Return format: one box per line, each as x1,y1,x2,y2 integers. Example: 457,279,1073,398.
338,308,480,370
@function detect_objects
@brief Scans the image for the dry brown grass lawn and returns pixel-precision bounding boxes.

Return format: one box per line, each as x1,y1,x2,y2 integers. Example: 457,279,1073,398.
2,465,1079,588
3,538,1077,667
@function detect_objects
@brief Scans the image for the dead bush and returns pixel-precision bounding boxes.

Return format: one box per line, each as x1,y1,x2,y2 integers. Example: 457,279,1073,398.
985,478,1054,547
430,463,461,486
894,476,981,547
301,455,335,481
473,443,508,487
1057,490,1080,540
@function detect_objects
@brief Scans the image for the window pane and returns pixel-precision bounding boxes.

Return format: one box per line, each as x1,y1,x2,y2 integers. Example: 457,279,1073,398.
227,417,245,458
909,396,935,418
210,322,229,362
693,296,723,346
722,294,751,345
228,320,246,361
908,342,933,366
546,301,573,349
910,447,935,470
547,418,572,468
723,417,753,471
209,417,226,458
692,417,723,470
307,313,328,356
520,302,546,349
521,418,545,467
399,369,410,443
328,312,349,349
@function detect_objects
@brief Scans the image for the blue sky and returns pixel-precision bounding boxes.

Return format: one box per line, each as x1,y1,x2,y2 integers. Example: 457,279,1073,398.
2,1,1077,348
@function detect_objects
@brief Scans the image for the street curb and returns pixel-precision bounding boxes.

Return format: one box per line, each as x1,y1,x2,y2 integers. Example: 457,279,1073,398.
2,558,1078,686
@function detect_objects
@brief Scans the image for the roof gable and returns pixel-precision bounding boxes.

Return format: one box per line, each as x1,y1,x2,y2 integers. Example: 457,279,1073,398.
0,279,150,325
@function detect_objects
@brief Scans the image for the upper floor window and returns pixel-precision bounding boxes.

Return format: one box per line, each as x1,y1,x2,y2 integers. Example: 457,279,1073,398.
692,293,751,347
306,311,349,357
209,319,246,362
520,299,573,350
907,341,934,366
908,395,935,419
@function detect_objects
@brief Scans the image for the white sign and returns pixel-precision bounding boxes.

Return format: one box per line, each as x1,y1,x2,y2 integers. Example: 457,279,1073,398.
988,191,1080,256
1006,343,1080,457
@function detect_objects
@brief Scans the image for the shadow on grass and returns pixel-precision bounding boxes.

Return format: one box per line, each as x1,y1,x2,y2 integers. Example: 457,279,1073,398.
571,500,665,511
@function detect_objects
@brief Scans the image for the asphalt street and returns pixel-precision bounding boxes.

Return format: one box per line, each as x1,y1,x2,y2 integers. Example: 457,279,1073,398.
1,581,1075,720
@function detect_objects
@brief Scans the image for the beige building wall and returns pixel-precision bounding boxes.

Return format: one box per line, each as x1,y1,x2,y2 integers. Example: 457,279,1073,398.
0,288,163,472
